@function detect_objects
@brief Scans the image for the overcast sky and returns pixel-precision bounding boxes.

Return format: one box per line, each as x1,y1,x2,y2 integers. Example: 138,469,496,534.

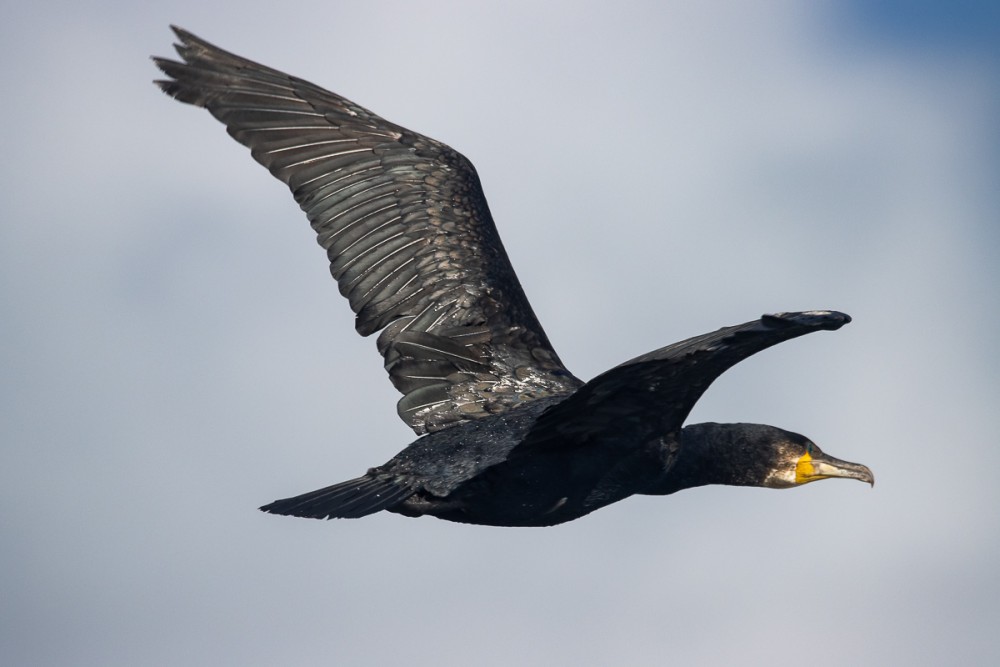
3,1,999,665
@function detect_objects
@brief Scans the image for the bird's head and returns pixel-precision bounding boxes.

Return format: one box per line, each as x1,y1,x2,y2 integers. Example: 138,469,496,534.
745,425,874,489
672,422,874,491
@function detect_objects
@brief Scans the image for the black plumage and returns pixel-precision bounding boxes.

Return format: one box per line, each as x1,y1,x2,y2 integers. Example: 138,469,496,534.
153,27,873,527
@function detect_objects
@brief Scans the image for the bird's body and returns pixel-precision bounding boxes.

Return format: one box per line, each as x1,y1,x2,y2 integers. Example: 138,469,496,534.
153,28,873,527
290,396,673,527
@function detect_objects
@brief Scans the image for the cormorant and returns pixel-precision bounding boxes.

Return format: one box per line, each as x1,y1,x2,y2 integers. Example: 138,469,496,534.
153,27,873,527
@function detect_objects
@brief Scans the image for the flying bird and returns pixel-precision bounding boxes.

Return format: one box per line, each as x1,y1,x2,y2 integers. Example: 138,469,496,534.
153,27,873,527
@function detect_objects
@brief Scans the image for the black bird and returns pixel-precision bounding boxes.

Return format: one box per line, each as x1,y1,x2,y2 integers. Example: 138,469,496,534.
153,27,873,527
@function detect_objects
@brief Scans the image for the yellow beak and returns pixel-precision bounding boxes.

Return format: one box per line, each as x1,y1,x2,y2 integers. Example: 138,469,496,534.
795,451,874,486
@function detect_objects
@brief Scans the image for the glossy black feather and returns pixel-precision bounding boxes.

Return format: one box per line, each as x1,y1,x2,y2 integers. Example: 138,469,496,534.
260,476,415,520
523,311,852,449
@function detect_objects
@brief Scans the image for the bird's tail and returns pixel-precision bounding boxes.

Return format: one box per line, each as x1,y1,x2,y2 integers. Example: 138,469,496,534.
259,475,413,519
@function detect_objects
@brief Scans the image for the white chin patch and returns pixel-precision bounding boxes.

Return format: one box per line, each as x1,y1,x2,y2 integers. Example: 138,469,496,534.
762,468,798,489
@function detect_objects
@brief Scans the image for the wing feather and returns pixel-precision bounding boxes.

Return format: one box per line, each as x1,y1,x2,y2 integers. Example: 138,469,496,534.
524,311,851,449
154,27,583,434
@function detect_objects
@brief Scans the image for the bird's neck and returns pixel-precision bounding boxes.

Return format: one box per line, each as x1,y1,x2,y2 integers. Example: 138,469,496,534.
643,423,771,496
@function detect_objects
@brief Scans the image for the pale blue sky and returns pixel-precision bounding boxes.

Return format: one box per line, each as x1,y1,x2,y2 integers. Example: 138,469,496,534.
3,2,998,665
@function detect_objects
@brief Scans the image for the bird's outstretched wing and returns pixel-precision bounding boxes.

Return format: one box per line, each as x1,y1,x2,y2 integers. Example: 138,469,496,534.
524,311,851,447
153,27,582,434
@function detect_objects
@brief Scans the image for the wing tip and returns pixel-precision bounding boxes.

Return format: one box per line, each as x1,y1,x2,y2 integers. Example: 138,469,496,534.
761,310,852,331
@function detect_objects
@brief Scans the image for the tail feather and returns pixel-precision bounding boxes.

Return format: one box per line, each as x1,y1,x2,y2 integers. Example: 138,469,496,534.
260,475,413,519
